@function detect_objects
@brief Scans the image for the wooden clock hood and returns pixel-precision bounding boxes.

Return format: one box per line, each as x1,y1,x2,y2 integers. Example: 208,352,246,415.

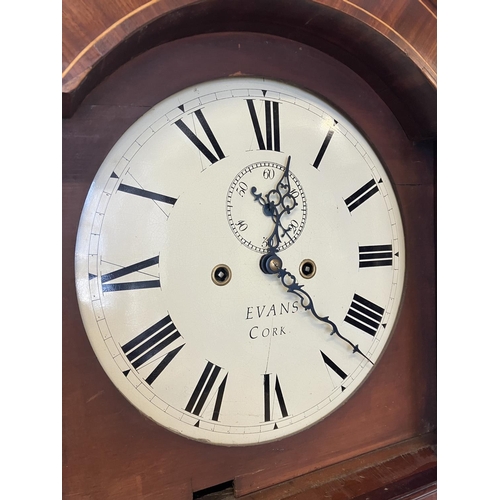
62,1,437,498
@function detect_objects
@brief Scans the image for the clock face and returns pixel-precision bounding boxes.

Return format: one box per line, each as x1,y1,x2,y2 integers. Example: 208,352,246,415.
75,77,405,446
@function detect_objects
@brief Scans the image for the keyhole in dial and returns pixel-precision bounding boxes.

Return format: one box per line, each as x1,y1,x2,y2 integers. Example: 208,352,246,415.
299,259,316,279
211,265,232,286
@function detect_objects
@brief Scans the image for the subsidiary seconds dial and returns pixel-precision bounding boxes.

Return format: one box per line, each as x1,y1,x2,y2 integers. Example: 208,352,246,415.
227,161,307,252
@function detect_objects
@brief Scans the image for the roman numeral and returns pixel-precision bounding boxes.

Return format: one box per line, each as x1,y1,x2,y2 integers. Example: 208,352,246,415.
246,99,281,151
101,256,160,292
359,244,393,268
344,294,385,336
185,361,228,421
264,373,288,422
312,125,335,169
117,183,177,205
121,315,184,385
175,109,225,164
344,179,380,212
320,351,347,380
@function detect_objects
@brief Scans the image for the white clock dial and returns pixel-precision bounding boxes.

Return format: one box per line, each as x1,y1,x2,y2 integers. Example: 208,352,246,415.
75,77,405,446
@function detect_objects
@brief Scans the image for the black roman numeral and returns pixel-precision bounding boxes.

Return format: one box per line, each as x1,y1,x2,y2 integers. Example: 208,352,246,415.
101,256,160,292
359,244,393,268
246,99,281,151
344,294,385,336
264,373,288,422
175,109,225,164
117,183,177,205
312,125,336,169
320,351,347,380
185,361,228,421
344,179,380,212
121,315,184,385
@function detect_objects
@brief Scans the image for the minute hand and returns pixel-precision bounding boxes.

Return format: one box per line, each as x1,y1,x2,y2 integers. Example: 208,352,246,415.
275,265,374,365
252,159,372,363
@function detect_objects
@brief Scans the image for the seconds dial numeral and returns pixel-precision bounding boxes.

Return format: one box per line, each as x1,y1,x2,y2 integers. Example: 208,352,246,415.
101,255,160,292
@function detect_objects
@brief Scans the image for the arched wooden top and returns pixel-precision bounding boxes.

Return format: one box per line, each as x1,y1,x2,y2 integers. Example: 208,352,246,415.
62,0,436,138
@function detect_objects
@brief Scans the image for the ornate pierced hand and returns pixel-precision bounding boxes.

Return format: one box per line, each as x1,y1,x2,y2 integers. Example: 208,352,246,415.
274,267,374,365
250,156,296,256
252,155,374,365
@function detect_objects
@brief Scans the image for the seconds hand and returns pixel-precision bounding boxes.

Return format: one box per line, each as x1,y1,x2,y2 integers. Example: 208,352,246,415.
252,156,374,366
250,155,297,258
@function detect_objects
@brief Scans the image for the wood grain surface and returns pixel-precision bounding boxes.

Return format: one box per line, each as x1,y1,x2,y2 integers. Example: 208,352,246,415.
63,27,436,498
61,0,437,143
236,434,437,499
62,0,437,88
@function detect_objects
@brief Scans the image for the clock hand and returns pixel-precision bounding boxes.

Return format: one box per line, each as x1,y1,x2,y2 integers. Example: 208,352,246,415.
274,264,374,365
251,156,296,255
251,158,374,365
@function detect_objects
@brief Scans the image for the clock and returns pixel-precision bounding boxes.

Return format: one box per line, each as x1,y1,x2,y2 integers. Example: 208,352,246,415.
75,76,405,446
